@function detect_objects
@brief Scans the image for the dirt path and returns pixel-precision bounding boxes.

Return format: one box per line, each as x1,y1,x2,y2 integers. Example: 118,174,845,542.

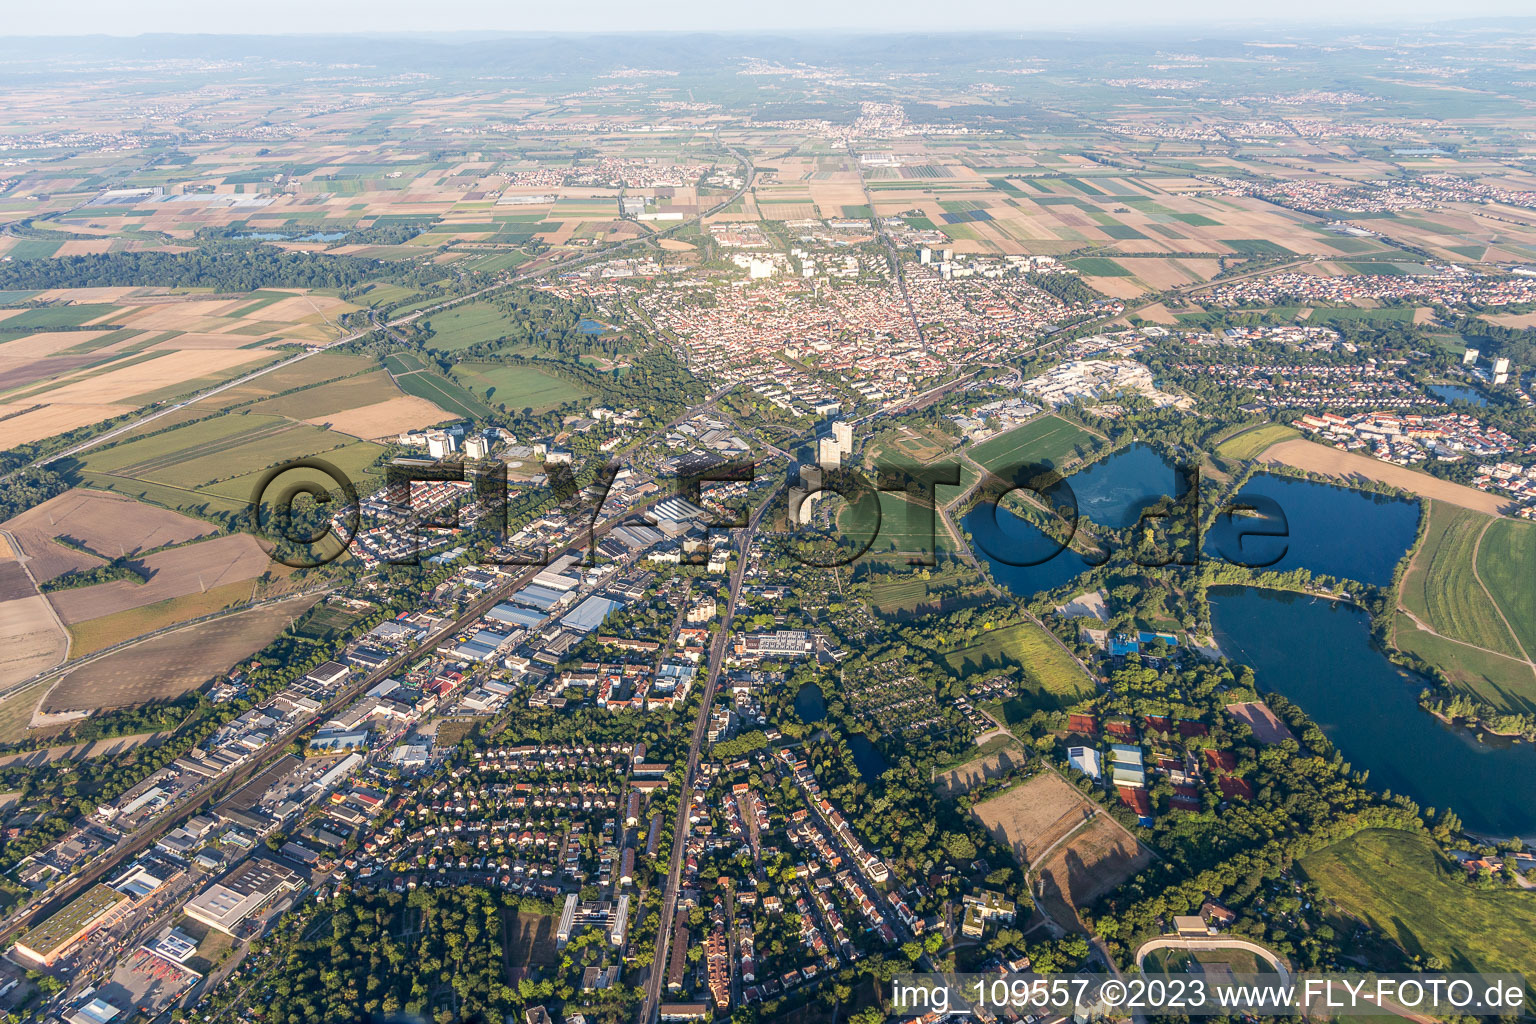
1469,518,1536,676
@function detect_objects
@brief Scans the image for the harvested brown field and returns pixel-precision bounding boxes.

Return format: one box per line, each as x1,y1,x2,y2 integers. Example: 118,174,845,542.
0,402,136,448
307,394,451,438
31,349,268,405
40,593,320,714
0,546,68,691
0,562,33,601
972,772,1099,866
1260,439,1509,516
1035,814,1152,931
65,578,261,658
3,488,215,582
48,534,268,625
935,741,1030,798
0,680,50,744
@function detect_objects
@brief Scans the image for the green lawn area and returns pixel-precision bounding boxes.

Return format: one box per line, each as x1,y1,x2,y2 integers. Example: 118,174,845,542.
969,414,1099,475
422,300,534,353
1399,501,1521,658
1475,517,1536,658
942,620,1095,706
1214,423,1300,461
1299,828,1536,977
453,361,591,413
1392,614,1536,714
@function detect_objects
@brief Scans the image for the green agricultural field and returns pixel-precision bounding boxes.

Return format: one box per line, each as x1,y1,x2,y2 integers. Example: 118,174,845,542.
1299,828,1536,977
387,358,494,419
0,303,120,330
77,412,386,513
1224,239,1296,256
453,361,591,413
1068,257,1131,277
838,491,953,560
1399,502,1521,658
1308,306,1418,324
866,569,989,617
1392,614,1536,714
1474,517,1536,658
969,414,1099,475
1214,423,1300,461
247,368,400,419
203,441,386,503
943,620,1094,705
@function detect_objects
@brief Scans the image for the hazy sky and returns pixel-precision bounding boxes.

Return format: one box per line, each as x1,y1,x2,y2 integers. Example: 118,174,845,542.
8,0,1536,36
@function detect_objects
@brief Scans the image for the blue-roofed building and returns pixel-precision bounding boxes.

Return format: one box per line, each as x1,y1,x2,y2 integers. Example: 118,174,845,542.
487,602,545,628
511,584,567,611
454,641,499,662
563,595,625,634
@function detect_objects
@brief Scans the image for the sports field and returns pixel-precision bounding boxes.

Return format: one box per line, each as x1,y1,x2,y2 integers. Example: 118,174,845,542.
1299,828,1536,977
969,414,1099,475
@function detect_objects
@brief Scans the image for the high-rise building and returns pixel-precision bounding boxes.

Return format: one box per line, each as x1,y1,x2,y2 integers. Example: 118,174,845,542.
426,431,457,459
1464,347,1481,366
1494,357,1511,375
832,420,853,458
463,435,490,459
817,436,841,470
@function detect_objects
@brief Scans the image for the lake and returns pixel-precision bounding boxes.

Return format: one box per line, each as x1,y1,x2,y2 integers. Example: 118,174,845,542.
1210,587,1536,838
1428,383,1489,407
1204,473,1419,585
961,503,1095,599
848,732,891,780
236,230,347,241
791,683,889,779
795,681,826,723
1068,443,1188,529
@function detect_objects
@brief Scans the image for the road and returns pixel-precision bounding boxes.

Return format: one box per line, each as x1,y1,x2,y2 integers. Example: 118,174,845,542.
639,485,779,1024
1,136,755,485
848,142,924,345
